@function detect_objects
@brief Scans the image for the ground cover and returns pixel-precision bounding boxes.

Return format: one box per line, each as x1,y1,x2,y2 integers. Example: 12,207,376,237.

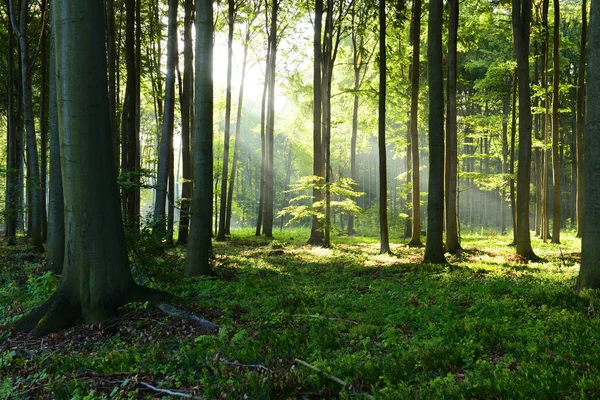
0,229,598,399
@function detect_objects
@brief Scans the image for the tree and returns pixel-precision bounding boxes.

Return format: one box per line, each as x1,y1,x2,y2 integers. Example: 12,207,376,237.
423,0,446,263
187,0,214,277
512,0,537,260
550,0,560,244
576,0,587,238
8,0,43,251
154,0,178,239
15,0,165,337
407,0,422,247
577,0,600,290
378,0,391,255
445,0,461,253
4,10,18,245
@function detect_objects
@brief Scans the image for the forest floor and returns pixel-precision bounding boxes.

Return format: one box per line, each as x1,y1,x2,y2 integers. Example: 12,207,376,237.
0,229,599,399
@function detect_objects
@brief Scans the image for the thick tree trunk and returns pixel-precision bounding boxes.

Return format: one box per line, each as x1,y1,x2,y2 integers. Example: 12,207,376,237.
187,0,214,276
378,0,391,254
5,14,18,245
424,0,446,263
576,0,587,238
105,0,118,170
512,0,537,260
445,0,461,253
551,0,561,243
154,0,178,237
16,0,167,337
39,0,48,242
408,0,422,247
217,0,237,241
177,0,194,246
577,0,600,289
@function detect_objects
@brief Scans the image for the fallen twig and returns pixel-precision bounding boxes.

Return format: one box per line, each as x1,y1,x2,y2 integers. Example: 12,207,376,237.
294,358,374,400
293,314,358,325
219,357,275,373
157,304,219,332
140,382,202,399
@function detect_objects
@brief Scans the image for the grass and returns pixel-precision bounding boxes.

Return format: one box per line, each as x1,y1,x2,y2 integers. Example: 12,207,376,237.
1,229,599,399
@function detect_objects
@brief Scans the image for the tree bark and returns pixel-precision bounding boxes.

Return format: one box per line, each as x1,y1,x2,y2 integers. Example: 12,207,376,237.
187,0,214,276
378,0,391,254
576,0,587,238
408,0,422,247
445,0,461,253
512,0,537,260
577,0,600,289
5,12,18,245
551,0,561,243
424,0,446,263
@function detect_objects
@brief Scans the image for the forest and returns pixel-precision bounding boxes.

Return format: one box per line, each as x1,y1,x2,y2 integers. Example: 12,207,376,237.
1,0,600,398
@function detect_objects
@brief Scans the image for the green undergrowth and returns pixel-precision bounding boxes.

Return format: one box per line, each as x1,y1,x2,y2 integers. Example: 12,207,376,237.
1,230,599,399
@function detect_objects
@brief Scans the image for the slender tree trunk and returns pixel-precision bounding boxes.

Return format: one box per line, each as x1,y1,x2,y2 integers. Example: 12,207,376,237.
154,0,178,237
308,0,325,246
39,0,48,242
187,0,214,276
424,0,446,263
551,0,561,243
46,9,64,274
5,13,18,245
576,0,587,238
501,84,510,235
577,0,600,289
408,0,422,247
542,0,550,243
255,49,269,237
217,0,237,241
510,73,517,245
177,0,194,246
512,0,537,260
9,0,44,251
378,0,390,254
348,13,359,236
445,0,461,253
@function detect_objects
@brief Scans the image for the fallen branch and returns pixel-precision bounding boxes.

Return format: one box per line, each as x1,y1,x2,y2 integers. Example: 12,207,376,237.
219,357,275,373
294,358,374,400
157,304,219,332
140,382,202,399
293,314,358,325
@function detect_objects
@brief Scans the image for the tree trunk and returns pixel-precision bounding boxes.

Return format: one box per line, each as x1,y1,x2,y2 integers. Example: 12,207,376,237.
154,0,178,238
551,0,561,243
424,0,446,263
9,0,43,251
46,4,64,274
39,0,49,242
445,0,461,253
187,0,214,277
217,0,237,241
105,0,118,170
255,48,269,237
512,0,537,260
5,13,18,245
308,0,325,246
509,73,517,245
177,0,194,246
378,0,391,254
577,0,600,289
576,0,587,238
542,0,550,243
15,0,167,337
408,0,422,247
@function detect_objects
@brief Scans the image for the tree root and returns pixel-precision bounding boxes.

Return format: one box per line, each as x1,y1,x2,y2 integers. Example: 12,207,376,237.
157,303,219,332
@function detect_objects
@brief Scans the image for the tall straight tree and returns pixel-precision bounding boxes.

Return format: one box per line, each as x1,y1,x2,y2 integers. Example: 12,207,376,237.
121,0,141,228
512,0,537,260
576,0,587,238
445,0,461,253
16,0,166,337
154,0,178,237
217,0,239,241
187,0,214,276
5,12,18,245
177,0,194,246
8,0,43,251
578,0,600,289
550,0,560,244
308,0,325,246
423,0,446,263
407,0,422,247
378,0,391,254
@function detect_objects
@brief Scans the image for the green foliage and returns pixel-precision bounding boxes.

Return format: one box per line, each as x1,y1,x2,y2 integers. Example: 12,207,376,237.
278,176,364,226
